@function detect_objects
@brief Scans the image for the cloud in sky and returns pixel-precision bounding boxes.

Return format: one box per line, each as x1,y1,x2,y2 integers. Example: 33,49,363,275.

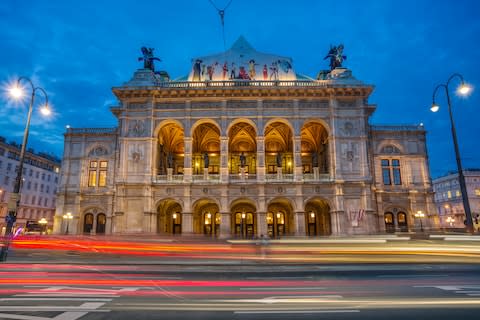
0,0,479,177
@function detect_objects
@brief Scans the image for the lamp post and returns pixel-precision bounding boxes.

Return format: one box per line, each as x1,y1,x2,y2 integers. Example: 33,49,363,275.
431,73,473,233
38,218,48,235
415,210,425,232
63,212,73,235
0,77,50,262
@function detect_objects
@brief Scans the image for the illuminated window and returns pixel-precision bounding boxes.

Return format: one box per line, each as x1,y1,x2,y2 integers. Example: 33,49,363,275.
381,159,401,185
456,190,460,197
88,161,108,187
447,191,452,199
475,189,480,196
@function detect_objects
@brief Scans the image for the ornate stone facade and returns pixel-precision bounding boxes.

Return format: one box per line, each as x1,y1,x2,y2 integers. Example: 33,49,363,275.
53,39,438,237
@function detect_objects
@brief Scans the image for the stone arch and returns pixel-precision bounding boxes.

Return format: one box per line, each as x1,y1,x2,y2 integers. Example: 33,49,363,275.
190,119,221,137
86,144,110,157
191,121,221,173
300,120,330,174
264,119,294,174
226,118,258,136
304,197,331,236
228,121,257,174
153,119,185,137
156,198,183,234
376,141,405,154
155,121,185,175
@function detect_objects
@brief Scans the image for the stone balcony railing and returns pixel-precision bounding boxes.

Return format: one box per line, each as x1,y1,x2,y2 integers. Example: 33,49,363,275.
152,173,332,184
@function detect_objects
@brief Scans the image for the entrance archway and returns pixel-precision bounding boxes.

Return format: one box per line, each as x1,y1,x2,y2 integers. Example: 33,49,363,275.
267,198,294,238
96,213,106,234
83,213,93,234
193,199,220,236
264,121,293,174
385,212,395,233
397,212,408,232
231,202,256,239
157,199,182,234
305,198,331,236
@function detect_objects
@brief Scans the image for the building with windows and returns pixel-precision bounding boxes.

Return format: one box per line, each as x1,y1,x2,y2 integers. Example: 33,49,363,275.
0,136,61,234
432,170,480,229
53,37,438,236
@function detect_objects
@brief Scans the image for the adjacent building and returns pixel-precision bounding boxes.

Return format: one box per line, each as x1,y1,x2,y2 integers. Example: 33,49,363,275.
432,170,480,229
0,136,61,234
53,37,438,237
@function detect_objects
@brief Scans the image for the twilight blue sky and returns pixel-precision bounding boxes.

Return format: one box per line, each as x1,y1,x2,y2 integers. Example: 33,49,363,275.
0,0,479,177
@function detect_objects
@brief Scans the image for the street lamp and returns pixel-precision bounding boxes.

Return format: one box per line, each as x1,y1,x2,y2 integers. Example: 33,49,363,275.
38,218,48,235
63,212,73,235
0,77,50,262
431,73,474,233
415,210,425,232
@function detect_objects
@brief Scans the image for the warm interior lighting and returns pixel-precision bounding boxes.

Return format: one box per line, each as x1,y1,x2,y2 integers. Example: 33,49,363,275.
173,213,177,220
310,212,315,218
430,104,440,112
276,212,281,219
415,210,425,218
207,213,211,219
457,83,472,96
241,213,246,219
38,218,47,225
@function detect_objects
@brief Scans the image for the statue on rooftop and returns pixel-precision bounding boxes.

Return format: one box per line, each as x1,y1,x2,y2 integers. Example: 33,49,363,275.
138,47,161,72
324,44,347,71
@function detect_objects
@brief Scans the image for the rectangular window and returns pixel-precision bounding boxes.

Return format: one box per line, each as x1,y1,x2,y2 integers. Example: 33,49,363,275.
44,198,48,207
90,161,98,168
392,159,401,185
456,190,460,197
88,170,97,187
29,169,33,177
46,185,49,193
381,159,391,185
98,170,107,187
36,172,39,178
27,181,31,190
447,191,452,198
41,173,45,180
475,189,480,196
38,197,42,206
7,163,11,171
99,161,108,168
47,174,51,181
40,184,44,192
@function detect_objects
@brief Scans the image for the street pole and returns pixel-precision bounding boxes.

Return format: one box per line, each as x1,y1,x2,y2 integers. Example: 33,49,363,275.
431,73,473,233
0,77,49,262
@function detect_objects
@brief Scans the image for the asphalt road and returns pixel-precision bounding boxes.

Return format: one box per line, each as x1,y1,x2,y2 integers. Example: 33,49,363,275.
0,263,480,319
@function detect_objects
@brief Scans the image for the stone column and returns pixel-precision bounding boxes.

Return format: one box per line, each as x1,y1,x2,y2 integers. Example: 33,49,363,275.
256,212,267,237
294,211,306,236
220,136,229,183
256,136,265,182
219,212,231,239
182,212,193,234
293,136,303,181
183,137,192,183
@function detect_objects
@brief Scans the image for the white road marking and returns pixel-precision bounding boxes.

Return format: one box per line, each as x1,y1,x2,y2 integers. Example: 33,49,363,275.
234,309,360,314
0,302,109,312
0,312,88,320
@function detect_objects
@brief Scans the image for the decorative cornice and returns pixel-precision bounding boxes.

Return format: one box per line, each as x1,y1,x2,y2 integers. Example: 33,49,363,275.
112,82,373,101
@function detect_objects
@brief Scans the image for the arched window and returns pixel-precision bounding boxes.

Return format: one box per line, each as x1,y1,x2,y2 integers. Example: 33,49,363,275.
384,212,395,233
